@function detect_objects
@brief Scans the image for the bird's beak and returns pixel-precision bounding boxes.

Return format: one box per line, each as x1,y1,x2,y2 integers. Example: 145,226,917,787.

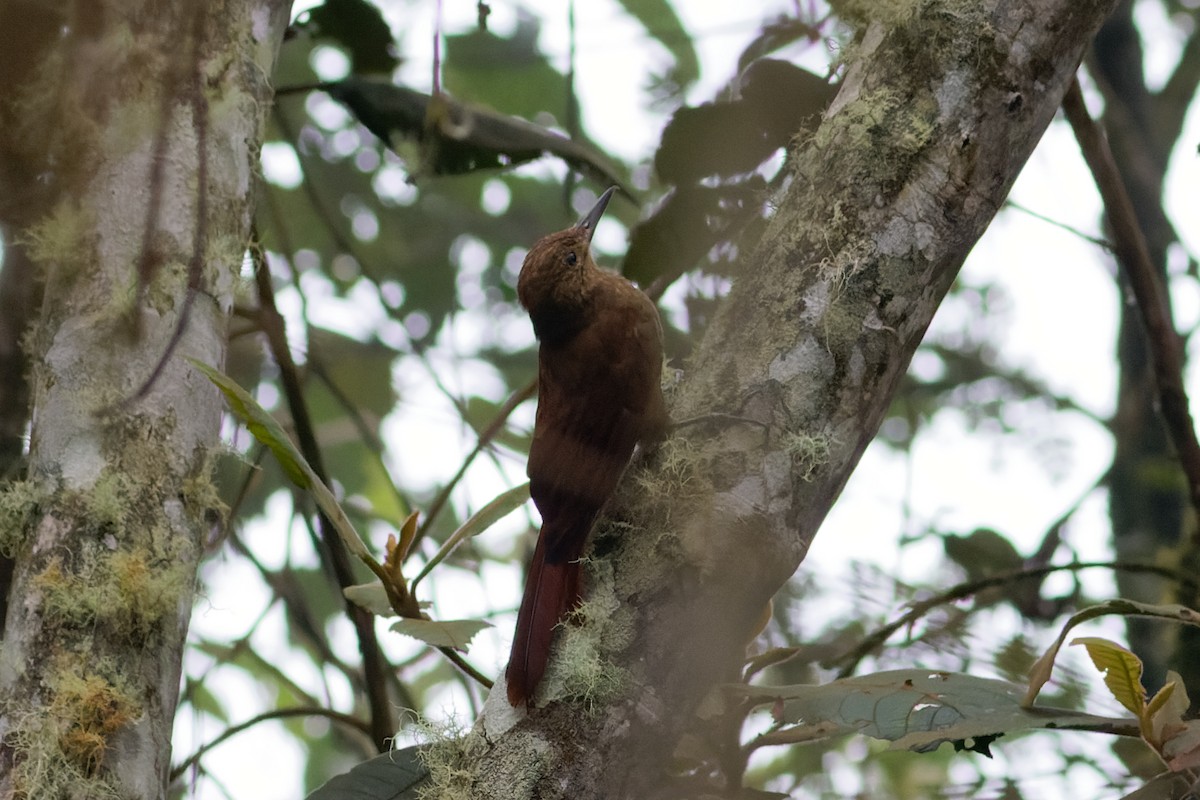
574,186,617,242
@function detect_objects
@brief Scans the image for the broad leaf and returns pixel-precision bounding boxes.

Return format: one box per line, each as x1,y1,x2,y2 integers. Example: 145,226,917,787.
189,358,311,488
737,669,1134,755
344,581,395,617
305,746,429,800
1071,637,1146,716
411,482,530,590
303,0,400,75
190,359,370,560
390,618,490,650
1025,600,1200,707
614,0,698,92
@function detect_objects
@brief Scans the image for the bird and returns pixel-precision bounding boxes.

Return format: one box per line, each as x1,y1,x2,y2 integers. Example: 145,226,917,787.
506,186,668,707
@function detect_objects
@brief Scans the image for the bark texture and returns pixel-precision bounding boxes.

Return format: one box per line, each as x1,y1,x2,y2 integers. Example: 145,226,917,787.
0,2,291,798
463,1,1123,798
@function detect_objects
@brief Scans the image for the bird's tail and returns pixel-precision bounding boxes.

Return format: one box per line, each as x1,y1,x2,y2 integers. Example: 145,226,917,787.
505,515,590,707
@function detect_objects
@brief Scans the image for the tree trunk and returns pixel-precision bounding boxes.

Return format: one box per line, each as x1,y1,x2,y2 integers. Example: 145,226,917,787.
460,1,1122,798
0,3,291,798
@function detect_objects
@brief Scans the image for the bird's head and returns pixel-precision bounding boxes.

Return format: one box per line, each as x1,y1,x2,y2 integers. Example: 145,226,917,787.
517,187,616,321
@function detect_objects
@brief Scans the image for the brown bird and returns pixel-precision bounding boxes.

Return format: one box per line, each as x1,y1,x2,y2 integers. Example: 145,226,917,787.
506,187,668,707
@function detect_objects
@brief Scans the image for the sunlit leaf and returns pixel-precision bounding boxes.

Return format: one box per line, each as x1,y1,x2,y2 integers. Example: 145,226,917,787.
1024,600,1200,707
1071,637,1146,716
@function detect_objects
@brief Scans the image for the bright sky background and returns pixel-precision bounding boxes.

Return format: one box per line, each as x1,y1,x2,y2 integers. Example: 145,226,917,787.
175,2,1200,799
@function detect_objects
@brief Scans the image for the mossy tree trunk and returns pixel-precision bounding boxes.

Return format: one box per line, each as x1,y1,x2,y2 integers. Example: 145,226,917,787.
0,2,291,798
462,1,1123,798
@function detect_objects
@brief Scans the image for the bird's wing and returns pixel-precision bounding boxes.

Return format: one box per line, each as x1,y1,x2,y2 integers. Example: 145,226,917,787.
527,284,664,556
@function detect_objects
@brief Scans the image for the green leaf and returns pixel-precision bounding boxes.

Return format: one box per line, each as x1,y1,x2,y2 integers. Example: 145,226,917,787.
188,358,311,488
390,618,491,650
183,677,229,724
442,15,565,119
411,482,530,590
1070,637,1146,716
614,0,699,91
306,746,429,800
736,669,1135,755
306,328,409,527
189,358,370,560
304,0,400,75
344,581,395,617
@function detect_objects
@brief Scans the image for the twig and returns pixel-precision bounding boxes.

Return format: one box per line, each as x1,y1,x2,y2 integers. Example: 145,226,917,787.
1061,77,1200,526
251,245,396,750
170,707,372,782
833,559,1198,678
1004,199,1112,251
412,378,536,551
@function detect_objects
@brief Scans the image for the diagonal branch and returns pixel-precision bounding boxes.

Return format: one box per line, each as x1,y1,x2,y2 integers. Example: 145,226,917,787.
251,245,397,751
1061,77,1200,524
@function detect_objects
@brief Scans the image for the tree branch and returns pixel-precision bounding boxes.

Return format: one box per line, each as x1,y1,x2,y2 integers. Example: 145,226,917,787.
1061,77,1200,523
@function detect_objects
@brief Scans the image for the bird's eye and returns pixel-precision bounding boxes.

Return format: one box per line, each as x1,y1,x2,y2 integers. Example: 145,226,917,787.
565,251,577,266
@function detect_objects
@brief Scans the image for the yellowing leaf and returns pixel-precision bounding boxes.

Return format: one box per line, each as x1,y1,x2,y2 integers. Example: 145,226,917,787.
1151,670,1190,746
1146,682,1178,720
1024,599,1200,707
1070,637,1146,716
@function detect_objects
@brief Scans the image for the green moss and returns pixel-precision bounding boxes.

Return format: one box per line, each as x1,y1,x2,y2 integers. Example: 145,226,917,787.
782,431,833,481
182,454,228,525
0,480,41,556
3,665,136,799
86,471,134,534
34,544,191,638
5,709,117,800
630,436,712,530
415,721,487,800
19,202,95,274
49,669,141,776
830,0,921,27
541,561,636,711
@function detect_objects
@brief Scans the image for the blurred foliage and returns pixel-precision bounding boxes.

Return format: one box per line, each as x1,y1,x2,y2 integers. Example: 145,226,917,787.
150,1,1200,799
